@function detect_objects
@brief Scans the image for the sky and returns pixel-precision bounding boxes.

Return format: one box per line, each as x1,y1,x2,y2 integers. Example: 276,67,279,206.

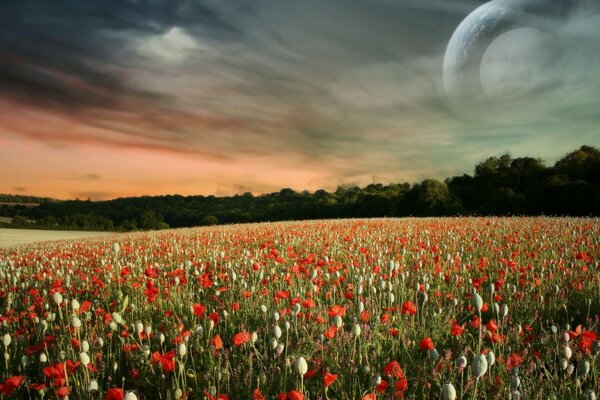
1,0,599,200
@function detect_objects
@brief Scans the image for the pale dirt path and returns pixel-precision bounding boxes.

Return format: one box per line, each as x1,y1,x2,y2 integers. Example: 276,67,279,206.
0,228,115,248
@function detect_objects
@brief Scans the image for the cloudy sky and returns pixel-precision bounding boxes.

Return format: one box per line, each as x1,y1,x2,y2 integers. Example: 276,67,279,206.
1,0,599,199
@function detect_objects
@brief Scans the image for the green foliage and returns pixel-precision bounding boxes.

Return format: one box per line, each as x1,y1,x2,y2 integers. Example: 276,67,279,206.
4,145,599,231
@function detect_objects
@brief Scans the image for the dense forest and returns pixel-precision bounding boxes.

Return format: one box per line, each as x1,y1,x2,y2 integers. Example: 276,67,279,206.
1,145,598,231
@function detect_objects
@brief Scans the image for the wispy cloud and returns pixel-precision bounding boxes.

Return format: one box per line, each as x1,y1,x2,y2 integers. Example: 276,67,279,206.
1,0,599,197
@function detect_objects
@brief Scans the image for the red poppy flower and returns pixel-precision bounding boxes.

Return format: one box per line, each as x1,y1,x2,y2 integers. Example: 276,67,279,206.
395,377,408,392
376,380,389,393
324,326,337,339
192,303,206,317
212,334,223,350
151,351,176,372
323,372,338,387
233,331,251,346
57,386,71,397
0,376,24,395
506,353,524,369
486,319,498,333
362,393,376,400
578,331,598,354
106,387,125,400
451,324,464,336
383,361,405,379
419,337,435,350
287,390,304,400
327,305,346,317
253,388,266,400
302,299,316,308
401,301,417,315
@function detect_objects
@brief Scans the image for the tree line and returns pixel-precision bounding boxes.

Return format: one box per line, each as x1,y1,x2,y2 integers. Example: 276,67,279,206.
1,145,598,231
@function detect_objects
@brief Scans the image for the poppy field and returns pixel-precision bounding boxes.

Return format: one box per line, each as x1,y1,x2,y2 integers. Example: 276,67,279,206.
0,217,599,400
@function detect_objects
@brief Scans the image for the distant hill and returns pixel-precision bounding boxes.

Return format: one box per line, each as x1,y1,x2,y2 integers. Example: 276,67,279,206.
1,145,598,231
0,194,56,204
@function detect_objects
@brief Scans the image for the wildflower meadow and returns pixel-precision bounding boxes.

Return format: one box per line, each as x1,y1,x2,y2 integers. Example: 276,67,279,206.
0,217,598,399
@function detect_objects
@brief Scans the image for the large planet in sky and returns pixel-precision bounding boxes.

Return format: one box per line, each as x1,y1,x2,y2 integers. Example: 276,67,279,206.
443,0,565,102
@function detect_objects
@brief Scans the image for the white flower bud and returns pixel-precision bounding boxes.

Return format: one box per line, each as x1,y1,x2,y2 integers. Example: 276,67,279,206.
511,375,520,389
275,343,284,355
2,334,11,347
177,343,187,357
486,351,495,366
269,337,278,350
471,293,483,312
333,315,343,328
79,352,90,366
71,317,82,329
471,355,488,378
560,358,568,370
562,346,572,360
273,325,282,339
88,380,99,392
352,323,361,337
578,360,590,376
53,292,63,305
111,312,124,325
442,383,457,400
125,393,138,400
429,348,440,362
372,374,382,386
293,357,308,375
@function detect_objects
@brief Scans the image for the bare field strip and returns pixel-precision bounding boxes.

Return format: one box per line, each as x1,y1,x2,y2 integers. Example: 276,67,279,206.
0,228,114,248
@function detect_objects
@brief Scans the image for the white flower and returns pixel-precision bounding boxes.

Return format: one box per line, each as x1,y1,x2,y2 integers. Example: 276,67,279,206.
111,312,125,325
471,293,483,312
71,317,82,329
177,343,187,357
442,383,457,400
269,338,278,350
2,334,11,347
352,323,361,337
456,355,467,369
53,292,63,306
88,379,99,392
562,345,572,360
471,354,488,378
273,325,282,339
333,315,343,328
79,352,90,366
293,357,308,375
486,351,495,366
